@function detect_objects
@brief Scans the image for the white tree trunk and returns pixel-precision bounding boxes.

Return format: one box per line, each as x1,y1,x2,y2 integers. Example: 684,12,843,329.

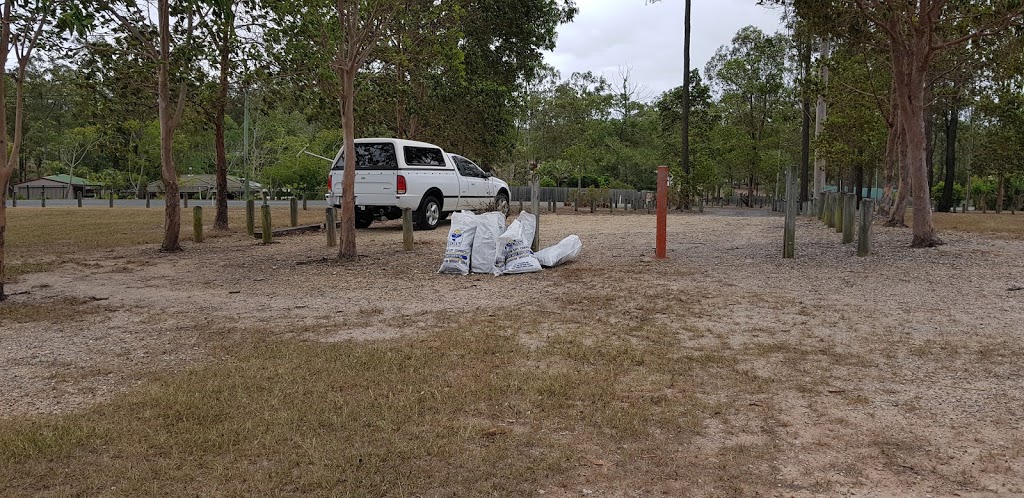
812,37,830,199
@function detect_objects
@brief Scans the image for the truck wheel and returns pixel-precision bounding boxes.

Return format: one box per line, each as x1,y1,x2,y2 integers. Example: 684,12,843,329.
415,196,441,230
355,214,374,229
495,192,510,217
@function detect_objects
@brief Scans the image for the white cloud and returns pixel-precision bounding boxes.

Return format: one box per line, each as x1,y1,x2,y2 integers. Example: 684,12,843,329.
543,0,785,99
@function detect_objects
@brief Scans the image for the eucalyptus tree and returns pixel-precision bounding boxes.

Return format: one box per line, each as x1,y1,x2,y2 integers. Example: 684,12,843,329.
89,0,203,252
706,26,791,204
194,0,264,230
851,0,1024,247
1,0,86,300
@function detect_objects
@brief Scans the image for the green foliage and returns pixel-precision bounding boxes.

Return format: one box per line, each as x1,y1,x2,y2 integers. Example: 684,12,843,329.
930,181,964,206
705,26,792,188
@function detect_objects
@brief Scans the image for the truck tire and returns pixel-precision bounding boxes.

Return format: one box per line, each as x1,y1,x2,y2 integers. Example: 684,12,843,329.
495,192,510,217
355,214,374,229
415,196,441,230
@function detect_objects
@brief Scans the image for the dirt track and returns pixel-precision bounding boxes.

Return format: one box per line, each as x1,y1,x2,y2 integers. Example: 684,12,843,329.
3,208,1023,496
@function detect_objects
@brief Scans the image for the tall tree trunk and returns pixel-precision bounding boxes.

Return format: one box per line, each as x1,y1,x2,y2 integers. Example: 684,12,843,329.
0,3,10,300
812,37,830,199
893,44,942,247
878,107,898,218
855,162,864,206
338,66,358,259
800,41,812,203
887,121,910,227
157,0,181,252
939,107,957,212
996,173,1005,214
925,98,935,192
213,37,230,231
0,168,9,300
0,2,35,300
681,0,691,177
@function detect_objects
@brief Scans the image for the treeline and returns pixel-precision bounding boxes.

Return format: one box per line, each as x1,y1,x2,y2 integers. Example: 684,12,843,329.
6,0,578,198
11,5,1023,218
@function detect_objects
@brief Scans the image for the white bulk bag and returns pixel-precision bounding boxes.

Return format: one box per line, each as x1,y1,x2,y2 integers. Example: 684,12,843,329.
492,220,542,275
534,235,582,267
515,210,537,248
437,211,478,275
471,212,508,274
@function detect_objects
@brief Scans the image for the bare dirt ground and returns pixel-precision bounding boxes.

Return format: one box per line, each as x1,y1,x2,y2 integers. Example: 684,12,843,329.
3,207,1023,496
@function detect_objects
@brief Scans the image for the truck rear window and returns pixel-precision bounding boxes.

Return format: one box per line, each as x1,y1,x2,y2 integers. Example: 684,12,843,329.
404,146,446,167
331,143,398,170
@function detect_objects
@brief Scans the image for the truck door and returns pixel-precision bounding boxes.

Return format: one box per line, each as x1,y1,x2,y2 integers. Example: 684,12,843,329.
453,155,486,210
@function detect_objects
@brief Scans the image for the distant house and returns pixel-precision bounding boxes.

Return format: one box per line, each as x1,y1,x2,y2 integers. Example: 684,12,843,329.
146,174,262,199
14,174,103,200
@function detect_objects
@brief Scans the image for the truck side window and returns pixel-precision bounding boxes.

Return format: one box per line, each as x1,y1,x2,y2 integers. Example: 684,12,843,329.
404,147,446,167
453,156,475,177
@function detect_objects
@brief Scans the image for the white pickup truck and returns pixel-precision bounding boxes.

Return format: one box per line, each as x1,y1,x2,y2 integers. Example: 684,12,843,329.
326,138,510,230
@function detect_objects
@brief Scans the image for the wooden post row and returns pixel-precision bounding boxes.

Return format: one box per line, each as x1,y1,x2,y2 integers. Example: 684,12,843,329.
857,199,874,257
193,206,203,243
325,207,337,247
261,204,272,244
246,199,255,237
402,208,414,251
783,167,797,259
842,194,856,244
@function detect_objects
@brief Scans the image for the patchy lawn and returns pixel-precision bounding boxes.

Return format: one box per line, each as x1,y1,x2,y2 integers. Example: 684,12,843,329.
2,208,1023,496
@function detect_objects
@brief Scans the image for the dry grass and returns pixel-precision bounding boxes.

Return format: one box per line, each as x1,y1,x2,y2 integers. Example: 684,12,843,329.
0,297,99,325
0,310,795,497
3,210,1024,495
4,206,326,263
925,211,1024,239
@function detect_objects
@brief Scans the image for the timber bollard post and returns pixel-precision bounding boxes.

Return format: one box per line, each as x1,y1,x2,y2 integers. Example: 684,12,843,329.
656,165,669,259
530,160,540,251
828,193,838,228
842,194,856,244
325,207,337,247
835,192,844,234
146,193,151,209
246,199,255,236
857,199,874,257
302,194,307,211
402,208,414,251
183,194,188,208
290,197,298,227
41,193,45,208
261,204,272,244
193,206,203,243
77,192,83,208
783,166,797,259
109,191,114,208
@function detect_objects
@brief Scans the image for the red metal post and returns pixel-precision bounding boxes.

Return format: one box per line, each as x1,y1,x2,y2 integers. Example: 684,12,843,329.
656,165,668,259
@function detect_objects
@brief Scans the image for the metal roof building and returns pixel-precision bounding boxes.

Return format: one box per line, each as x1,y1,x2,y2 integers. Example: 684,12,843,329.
14,175,103,200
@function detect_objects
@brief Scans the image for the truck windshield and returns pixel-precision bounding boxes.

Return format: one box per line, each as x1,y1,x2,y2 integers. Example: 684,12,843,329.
331,143,398,171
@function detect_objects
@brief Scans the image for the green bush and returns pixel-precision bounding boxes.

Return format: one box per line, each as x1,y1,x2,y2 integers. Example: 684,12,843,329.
606,179,634,190
539,177,556,188
930,181,965,206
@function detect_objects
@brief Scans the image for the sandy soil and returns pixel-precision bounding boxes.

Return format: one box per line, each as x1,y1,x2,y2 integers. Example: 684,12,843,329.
2,207,1023,496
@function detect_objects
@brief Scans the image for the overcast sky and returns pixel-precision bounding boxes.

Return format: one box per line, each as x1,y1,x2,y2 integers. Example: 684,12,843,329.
542,0,786,101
